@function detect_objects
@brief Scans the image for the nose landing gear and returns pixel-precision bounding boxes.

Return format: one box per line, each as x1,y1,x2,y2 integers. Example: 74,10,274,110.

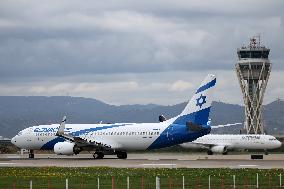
29,150,34,159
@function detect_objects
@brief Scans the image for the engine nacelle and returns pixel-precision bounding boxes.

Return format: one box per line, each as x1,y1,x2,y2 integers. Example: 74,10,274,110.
54,142,80,155
210,145,227,153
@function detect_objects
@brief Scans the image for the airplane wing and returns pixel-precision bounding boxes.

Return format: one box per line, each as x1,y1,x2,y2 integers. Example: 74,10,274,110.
211,122,242,129
179,141,231,155
56,116,113,150
192,140,230,146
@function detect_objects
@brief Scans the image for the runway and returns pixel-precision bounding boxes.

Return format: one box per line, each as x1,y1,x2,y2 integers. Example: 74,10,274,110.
1,153,284,169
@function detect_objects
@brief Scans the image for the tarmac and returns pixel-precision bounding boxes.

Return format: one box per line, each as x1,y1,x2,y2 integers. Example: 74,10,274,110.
1,153,284,169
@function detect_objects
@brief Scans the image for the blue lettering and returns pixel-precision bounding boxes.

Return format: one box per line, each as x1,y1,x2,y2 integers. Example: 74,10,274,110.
34,127,72,133
34,128,41,132
34,127,56,133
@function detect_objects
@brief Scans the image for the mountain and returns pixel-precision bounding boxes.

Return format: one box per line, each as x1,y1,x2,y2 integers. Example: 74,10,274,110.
0,96,283,137
263,99,284,134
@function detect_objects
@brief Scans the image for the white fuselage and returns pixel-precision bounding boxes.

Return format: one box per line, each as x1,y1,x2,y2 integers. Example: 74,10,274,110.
12,121,211,151
180,134,282,150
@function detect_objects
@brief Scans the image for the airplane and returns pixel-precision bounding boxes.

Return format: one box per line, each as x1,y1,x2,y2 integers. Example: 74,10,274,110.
180,134,282,155
11,74,216,159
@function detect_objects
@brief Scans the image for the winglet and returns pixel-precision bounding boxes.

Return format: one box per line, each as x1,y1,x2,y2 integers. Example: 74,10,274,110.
56,116,75,142
57,116,66,135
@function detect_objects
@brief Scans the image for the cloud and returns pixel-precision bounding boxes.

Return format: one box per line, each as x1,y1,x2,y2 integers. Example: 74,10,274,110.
0,0,283,105
170,80,193,92
0,70,282,105
4,81,138,96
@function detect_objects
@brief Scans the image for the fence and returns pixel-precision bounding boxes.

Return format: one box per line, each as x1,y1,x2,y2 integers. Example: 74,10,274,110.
1,174,283,189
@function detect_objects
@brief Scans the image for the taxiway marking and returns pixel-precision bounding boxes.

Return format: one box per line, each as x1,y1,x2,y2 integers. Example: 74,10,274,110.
0,163,14,165
238,164,259,167
141,164,176,166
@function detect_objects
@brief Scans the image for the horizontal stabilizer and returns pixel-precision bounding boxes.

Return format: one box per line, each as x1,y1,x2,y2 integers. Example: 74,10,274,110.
211,122,242,129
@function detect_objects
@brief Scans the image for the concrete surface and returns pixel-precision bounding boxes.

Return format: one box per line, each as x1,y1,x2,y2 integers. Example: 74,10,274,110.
1,153,284,169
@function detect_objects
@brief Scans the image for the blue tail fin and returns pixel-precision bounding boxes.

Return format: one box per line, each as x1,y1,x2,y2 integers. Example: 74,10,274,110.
173,74,216,125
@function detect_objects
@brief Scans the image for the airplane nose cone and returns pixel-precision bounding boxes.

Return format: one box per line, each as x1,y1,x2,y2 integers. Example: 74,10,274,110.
11,136,17,145
277,141,282,148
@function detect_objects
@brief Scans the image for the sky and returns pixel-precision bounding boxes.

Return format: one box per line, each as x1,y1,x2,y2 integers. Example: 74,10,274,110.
0,0,283,105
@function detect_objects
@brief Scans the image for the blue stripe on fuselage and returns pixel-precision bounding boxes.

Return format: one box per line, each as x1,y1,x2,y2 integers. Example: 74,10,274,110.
195,78,216,94
70,124,129,136
147,123,210,150
40,124,129,150
41,137,65,150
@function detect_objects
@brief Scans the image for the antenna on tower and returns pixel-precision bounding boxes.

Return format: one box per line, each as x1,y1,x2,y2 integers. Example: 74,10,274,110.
249,35,261,48
257,34,261,47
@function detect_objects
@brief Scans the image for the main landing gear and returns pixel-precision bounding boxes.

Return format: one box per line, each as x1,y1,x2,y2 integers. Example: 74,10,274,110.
207,150,213,155
93,152,104,159
116,151,127,159
222,151,228,155
29,150,34,159
93,151,128,159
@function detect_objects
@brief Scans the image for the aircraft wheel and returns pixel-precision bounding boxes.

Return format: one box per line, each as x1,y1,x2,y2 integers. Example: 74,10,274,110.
93,152,104,159
117,151,127,159
264,150,269,155
207,150,213,155
222,151,228,155
29,150,34,159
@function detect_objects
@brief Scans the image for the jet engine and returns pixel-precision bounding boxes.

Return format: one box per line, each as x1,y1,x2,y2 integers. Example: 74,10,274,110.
54,142,81,155
210,145,227,154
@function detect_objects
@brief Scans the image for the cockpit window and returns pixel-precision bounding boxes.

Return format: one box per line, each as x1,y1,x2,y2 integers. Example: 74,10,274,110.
17,131,23,136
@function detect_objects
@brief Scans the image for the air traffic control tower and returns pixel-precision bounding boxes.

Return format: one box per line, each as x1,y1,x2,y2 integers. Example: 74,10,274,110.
235,36,272,134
